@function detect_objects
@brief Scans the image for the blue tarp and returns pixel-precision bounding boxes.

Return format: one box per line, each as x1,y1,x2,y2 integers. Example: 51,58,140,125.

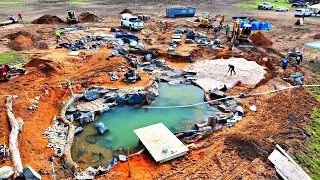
240,21,272,31
304,41,320,49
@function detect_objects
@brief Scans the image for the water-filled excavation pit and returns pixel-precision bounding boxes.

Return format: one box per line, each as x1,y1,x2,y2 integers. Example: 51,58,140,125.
71,83,217,167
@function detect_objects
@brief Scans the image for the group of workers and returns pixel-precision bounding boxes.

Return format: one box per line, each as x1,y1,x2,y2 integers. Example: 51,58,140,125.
9,13,23,22
207,24,230,38
282,52,303,71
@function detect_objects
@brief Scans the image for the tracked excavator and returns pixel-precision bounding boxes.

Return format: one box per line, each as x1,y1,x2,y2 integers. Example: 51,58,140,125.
228,19,252,50
198,13,225,28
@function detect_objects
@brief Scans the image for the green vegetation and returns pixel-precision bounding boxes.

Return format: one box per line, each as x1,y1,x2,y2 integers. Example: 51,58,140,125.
296,108,320,179
69,1,92,5
235,0,292,9
0,2,23,5
0,51,28,66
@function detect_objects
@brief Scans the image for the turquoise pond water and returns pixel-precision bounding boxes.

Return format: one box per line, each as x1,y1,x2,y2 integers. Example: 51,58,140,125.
71,83,217,167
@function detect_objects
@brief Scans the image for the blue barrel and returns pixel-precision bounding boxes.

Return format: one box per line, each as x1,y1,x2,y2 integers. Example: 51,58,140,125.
251,22,258,30
166,7,196,18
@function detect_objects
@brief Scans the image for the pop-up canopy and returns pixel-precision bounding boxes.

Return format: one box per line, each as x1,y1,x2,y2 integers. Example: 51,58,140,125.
304,41,320,49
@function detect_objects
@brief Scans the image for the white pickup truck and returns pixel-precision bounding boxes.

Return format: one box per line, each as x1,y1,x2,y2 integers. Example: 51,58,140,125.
121,14,144,31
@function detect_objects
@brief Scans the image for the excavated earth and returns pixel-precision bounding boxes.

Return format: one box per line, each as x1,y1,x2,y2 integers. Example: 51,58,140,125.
0,3,319,180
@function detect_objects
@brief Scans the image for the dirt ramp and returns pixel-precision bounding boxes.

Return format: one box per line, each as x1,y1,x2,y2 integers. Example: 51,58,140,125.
78,12,104,23
32,14,64,24
8,35,33,51
250,32,273,47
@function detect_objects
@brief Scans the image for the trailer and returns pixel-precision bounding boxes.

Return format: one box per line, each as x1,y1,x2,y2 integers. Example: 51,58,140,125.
166,7,196,18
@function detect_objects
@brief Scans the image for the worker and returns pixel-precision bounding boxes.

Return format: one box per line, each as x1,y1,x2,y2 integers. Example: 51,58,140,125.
295,54,302,70
228,64,236,76
213,27,218,38
165,21,169,31
55,28,61,43
207,24,212,34
9,15,14,22
282,57,290,70
217,26,221,37
225,24,230,37
18,13,23,21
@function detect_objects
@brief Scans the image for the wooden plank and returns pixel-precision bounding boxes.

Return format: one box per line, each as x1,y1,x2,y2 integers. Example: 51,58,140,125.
134,123,189,163
268,149,312,180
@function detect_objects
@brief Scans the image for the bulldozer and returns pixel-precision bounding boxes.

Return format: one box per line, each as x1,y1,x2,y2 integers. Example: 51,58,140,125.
67,9,77,24
228,19,252,50
198,13,225,28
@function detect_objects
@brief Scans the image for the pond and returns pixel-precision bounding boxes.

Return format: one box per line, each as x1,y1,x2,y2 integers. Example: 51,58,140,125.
71,83,217,167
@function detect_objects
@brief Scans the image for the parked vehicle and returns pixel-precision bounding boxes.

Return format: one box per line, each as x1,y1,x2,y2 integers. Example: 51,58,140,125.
294,9,312,17
121,15,144,31
276,6,289,11
258,2,274,10
292,1,308,7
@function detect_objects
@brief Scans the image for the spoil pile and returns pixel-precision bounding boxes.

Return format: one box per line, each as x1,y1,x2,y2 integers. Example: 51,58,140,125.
250,32,273,46
8,35,33,51
313,33,320,39
78,12,104,23
120,9,132,14
32,14,64,24
5,31,40,41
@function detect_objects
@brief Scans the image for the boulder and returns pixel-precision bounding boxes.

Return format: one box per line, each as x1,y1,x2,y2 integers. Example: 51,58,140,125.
118,155,127,162
116,94,127,105
67,103,77,112
23,166,41,180
155,59,165,67
94,122,109,134
210,90,227,99
75,127,83,135
127,93,143,104
78,111,95,125
65,114,74,123
105,94,118,103
84,90,101,101
0,166,14,180
97,106,110,114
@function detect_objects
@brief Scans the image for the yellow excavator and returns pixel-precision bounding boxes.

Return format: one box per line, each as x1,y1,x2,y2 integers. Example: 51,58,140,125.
198,13,224,28
67,9,77,24
228,19,252,50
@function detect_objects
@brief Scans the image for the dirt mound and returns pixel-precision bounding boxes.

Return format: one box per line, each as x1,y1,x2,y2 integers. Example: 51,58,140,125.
5,31,40,41
224,134,272,160
78,12,104,23
24,58,60,76
8,35,33,51
250,32,273,47
32,14,64,24
120,9,132,14
313,33,320,39
35,42,49,50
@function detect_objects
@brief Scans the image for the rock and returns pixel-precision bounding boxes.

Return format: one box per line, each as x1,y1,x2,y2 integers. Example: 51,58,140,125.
250,105,257,112
170,74,183,78
23,166,41,180
34,96,41,101
218,104,229,112
210,90,226,99
0,166,14,179
75,127,83,135
104,94,118,103
97,106,110,114
67,103,77,112
66,114,74,123
116,94,126,105
84,90,101,101
234,106,244,116
118,155,127,162
94,122,109,134
127,93,143,104
78,111,95,125
155,59,165,67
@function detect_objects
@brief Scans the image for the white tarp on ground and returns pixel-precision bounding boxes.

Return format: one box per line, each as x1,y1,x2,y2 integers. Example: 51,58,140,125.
304,41,320,49
190,58,267,92
309,3,320,13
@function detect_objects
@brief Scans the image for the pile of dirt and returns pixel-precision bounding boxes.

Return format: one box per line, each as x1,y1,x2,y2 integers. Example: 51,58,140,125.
250,32,273,47
313,33,320,39
5,31,40,41
120,9,132,14
224,133,272,160
24,58,60,76
32,14,64,24
8,35,33,51
35,42,49,50
78,12,104,23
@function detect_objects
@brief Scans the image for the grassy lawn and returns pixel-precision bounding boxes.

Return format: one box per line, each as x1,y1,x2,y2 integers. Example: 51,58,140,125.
69,1,93,5
0,2,23,5
235,0,292,9
0,51,28,66
296,108,320,179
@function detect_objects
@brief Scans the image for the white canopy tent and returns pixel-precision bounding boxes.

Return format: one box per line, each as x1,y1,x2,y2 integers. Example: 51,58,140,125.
309,3,320,14
302,41,320,60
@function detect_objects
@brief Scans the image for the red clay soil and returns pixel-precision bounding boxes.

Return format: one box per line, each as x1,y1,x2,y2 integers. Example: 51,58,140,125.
250,32,273,47
32,14,64,24
8,35,33,51
78,12,104,23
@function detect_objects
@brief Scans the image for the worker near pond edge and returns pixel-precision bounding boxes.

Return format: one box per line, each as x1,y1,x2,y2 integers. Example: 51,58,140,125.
9,15,14,22
55,28,61,43
225,24,230,37
228,64,236,76
18,13,22,21
165,21,169,31
282,57,289,70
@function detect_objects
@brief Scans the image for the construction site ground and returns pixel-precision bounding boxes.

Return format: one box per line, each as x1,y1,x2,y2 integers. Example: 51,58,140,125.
0,1,320,179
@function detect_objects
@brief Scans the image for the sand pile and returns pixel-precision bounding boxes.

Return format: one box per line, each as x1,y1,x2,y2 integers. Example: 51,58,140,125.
32,14,64,24
190,58,267,92
250,32,273,46
8,35,33,51
78,12,104,23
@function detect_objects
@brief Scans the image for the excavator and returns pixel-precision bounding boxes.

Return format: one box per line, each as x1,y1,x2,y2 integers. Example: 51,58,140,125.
67,9,78,24
198,13,225,28
228,19,252,50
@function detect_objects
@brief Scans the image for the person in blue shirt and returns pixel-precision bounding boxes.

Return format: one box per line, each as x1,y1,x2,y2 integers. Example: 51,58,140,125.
282,57,289,70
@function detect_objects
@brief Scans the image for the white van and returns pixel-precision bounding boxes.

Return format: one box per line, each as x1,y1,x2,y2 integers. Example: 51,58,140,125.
294,9,312,17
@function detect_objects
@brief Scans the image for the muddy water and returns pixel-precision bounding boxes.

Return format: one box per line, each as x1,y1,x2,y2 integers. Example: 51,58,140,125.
72,83,217,167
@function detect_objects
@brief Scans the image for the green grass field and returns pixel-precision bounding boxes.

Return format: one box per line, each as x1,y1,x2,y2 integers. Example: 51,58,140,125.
235,0,292,9
0,51,27,66
0,2,23,5
69,1,93,5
